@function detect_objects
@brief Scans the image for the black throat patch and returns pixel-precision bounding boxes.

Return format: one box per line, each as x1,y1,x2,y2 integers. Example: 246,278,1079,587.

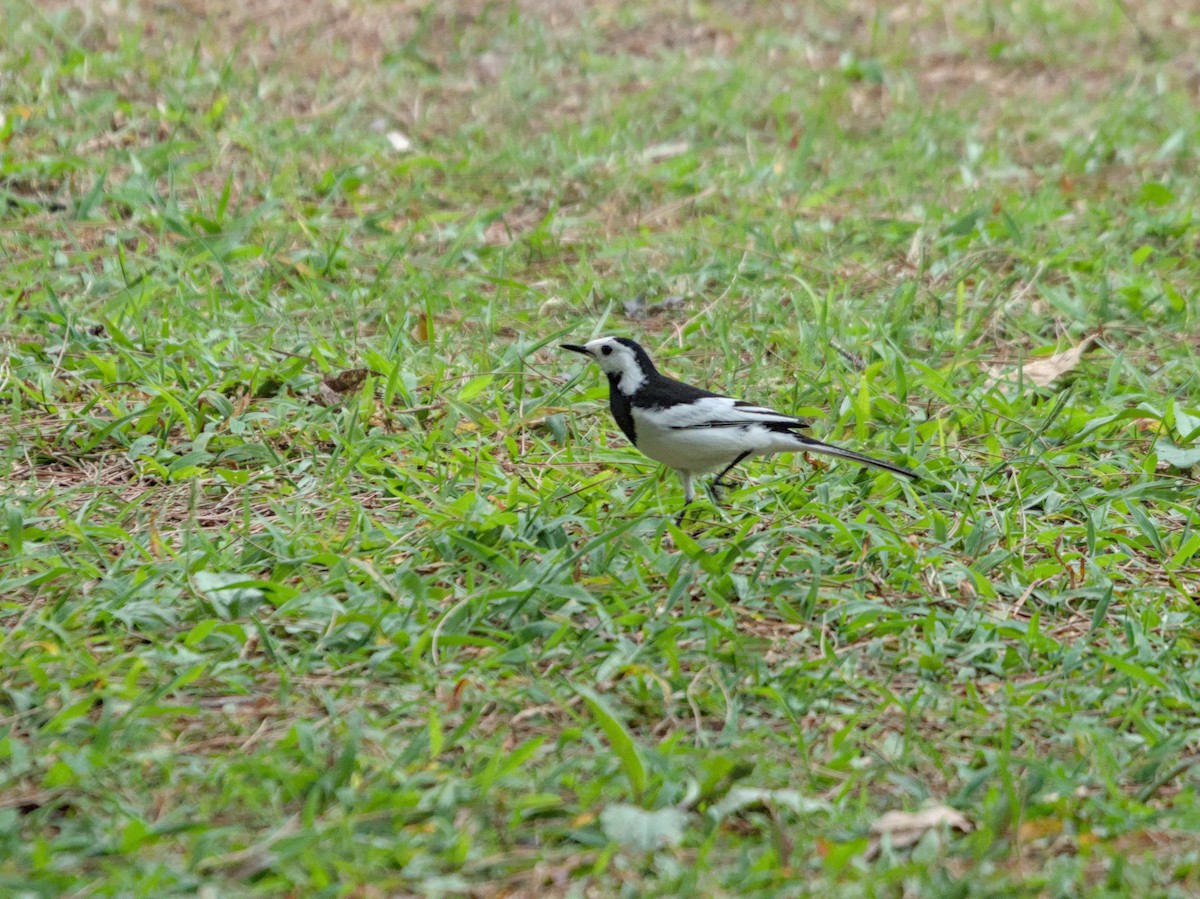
606,373,638,445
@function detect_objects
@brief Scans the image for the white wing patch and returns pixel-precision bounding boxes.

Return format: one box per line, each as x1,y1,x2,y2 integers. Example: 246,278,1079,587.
646,396,803,430
631,398,808,472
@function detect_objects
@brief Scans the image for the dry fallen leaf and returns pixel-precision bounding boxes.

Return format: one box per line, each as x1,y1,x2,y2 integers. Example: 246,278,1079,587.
1018,816,1064,842
312,368,381,406
323,368,379,394
866,803,972,859
411,312,432,343
986,335,1099,390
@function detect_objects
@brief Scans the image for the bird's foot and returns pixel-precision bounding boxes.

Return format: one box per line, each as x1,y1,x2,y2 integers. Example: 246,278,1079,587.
708,478,740,507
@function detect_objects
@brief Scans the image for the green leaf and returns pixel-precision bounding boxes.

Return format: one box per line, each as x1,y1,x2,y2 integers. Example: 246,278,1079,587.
823,836,870,873
1156,442,1200,470
1170,533,1200,570
119,818,151,853
666,522,723,576
1098,652,1168,689
1139,182,1174,207
476,737,545,789
575,685,646,797
458,375,493,402
42,759,76,788
1087,584,1113,640
944,206,988,237
1128,502,1165,557
696,756,755,802
184,619,221,647
1172,403,1200,443
428,707,443,757
193,571,266,617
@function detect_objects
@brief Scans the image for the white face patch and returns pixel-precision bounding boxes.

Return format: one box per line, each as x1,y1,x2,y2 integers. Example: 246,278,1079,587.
585,337,645,394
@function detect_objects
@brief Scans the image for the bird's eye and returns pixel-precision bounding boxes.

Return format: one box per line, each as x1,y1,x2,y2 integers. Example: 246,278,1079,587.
601,345,613,356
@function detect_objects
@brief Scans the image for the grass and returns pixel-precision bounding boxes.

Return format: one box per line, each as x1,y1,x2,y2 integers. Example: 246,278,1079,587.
3,0,1200,894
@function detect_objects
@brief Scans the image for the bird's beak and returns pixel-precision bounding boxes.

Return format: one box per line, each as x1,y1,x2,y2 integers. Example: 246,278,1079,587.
560,344,591,357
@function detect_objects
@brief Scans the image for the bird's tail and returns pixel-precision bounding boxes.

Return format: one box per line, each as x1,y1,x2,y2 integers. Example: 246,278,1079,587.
791,434,920,481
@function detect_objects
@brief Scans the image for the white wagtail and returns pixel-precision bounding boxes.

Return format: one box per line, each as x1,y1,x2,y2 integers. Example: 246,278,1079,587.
561,336,920,516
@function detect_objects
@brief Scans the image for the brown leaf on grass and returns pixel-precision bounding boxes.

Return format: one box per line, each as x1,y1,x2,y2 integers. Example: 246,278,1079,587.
866,803,973,859
411,312,432,343
1018,816,1065,842
986,334,1100,390
313,368,380,406
323,368,379,394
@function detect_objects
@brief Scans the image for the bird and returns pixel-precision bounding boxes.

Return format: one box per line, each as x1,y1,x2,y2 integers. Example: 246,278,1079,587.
560,336,920,517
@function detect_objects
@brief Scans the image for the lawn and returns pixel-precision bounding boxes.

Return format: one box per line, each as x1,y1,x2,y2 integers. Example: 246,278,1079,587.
4,0,1200,894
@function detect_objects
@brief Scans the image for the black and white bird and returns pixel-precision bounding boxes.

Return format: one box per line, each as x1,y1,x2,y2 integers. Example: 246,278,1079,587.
561,336,919,515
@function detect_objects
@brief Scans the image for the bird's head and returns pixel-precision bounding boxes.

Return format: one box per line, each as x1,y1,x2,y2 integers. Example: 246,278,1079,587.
561,336,655,392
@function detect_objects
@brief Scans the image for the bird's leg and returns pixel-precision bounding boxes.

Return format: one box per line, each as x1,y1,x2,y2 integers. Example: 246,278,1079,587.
710,452,751,502
675,471,695,526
